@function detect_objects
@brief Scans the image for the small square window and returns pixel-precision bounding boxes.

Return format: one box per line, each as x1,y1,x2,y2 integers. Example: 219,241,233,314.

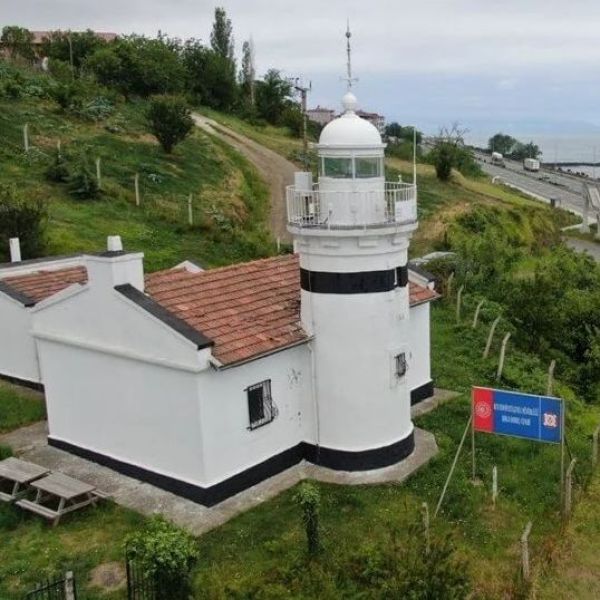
246,380,276,430
395,353,407,378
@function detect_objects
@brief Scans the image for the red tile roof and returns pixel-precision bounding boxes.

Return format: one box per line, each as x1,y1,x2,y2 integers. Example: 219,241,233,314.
1,266,87,304
145,255,305,365
409,281,439,306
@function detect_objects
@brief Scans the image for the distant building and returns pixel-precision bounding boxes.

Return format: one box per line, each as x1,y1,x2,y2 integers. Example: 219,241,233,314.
356,109,386,135
306,106,336,126
0,30,118,60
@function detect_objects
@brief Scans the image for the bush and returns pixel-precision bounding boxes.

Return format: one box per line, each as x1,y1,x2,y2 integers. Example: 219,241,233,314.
68,152,100,199
146,95,194,153
0,184,47,261
295,482,322,556
48,81,83,111
430,142,455,181
350,516,471,599
45,148,70,183
126,516,198,600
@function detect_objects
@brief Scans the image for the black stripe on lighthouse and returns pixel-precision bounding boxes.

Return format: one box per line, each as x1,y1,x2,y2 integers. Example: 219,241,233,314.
300,266,408,294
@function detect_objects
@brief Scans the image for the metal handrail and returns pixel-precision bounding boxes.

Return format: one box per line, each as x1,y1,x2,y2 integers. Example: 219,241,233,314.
286,182,417,229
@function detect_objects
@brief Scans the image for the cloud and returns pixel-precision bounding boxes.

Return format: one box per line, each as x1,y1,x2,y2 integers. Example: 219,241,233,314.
4,0,600,130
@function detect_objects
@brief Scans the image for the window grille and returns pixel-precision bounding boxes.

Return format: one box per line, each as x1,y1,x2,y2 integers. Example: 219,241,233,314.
246,380,276,430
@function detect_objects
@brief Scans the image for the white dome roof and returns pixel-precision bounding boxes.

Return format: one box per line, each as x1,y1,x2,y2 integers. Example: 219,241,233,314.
318,94,383,147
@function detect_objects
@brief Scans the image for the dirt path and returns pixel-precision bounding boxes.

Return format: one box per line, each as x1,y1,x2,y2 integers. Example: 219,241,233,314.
193,114,296,243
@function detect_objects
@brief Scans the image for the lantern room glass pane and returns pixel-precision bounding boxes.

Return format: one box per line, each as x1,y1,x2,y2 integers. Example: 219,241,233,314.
355,157,382,178
323,157,353,178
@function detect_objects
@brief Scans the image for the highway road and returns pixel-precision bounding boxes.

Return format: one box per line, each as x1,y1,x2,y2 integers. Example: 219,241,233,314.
474,152,587,218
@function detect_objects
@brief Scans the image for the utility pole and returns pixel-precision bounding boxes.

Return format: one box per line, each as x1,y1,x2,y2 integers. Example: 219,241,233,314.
68,32,74,80
290,78,311,170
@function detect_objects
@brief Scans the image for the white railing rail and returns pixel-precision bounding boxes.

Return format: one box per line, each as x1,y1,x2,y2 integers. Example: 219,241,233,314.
286,182,417,229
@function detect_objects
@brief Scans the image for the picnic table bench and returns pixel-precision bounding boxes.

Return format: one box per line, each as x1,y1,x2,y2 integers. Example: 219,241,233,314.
0,457,49,502
16,472,105,526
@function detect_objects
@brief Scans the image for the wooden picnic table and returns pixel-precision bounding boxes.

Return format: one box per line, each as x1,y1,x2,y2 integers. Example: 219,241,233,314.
0,457,49,502
16,472,104,526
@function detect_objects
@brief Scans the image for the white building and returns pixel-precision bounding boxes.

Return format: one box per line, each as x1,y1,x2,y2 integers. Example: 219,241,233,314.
307,106,336,126
0,86,437,508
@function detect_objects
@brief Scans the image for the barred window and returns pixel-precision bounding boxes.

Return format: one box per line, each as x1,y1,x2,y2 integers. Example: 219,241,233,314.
395,353,407,378
246,380,276,430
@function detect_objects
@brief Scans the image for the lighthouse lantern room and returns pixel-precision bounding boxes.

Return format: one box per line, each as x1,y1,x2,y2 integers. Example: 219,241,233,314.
286,26,420,470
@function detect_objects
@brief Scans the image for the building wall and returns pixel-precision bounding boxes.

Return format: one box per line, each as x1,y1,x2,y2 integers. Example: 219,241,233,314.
33,275,211,485
408,302,432,394
0,296,39,383
38,338,206,485
197,344,312,486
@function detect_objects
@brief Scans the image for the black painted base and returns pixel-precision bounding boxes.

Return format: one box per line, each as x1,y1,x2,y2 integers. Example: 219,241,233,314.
410,380,434,406
0,372,44,393
49,430,415,507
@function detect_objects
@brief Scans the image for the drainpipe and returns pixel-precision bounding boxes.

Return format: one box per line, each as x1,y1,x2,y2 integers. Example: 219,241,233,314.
308,341,321,460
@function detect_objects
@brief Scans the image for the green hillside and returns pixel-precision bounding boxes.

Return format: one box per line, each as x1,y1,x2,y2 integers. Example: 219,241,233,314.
0,65,273,271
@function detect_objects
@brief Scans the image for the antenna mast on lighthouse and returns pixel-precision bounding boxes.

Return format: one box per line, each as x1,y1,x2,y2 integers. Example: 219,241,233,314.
343,21,358,90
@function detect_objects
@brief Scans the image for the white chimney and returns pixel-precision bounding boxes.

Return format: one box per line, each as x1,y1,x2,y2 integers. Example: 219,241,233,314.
9,238,21,263
107,235,123,252
85,235,145,292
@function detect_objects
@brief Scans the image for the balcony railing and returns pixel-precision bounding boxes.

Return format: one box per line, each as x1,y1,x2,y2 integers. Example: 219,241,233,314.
286,182,417,230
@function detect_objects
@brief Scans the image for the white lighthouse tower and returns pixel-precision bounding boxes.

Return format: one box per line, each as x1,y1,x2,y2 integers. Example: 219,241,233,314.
287,26,419,470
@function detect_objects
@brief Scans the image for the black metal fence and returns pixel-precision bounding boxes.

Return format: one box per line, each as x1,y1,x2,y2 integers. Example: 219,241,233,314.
126,549,156,600
25,572,77,600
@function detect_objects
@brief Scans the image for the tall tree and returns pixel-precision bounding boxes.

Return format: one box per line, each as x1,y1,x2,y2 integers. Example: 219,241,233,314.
41,30,106,75
1,26,34,61
210,7,234,62
240,38,256,106
488,133,517,155
255,69,293,125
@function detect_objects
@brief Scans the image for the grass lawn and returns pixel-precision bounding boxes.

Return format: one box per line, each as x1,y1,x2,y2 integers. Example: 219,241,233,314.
538,473,600,599
0,381,45,434
0,93,273,272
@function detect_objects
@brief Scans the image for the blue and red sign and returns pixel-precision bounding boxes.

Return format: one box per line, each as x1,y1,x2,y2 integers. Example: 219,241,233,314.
473,387,563,444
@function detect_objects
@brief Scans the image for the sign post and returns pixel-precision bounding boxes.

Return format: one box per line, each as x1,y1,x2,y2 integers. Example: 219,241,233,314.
472,386,564,502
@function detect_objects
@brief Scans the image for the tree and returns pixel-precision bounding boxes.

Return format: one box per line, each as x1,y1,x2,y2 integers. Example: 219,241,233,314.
385,122,422,144
87,36,185,99
240,38,256,106
1,26,34,61
68,151,100,199
429,123,480,180
182,40,238,110
510,141,542,160
0,184,47,261
255,69,294,125
146,95,194,153
488,133,517,155
210,7,234,62
41,30,106,76
295,482,322,556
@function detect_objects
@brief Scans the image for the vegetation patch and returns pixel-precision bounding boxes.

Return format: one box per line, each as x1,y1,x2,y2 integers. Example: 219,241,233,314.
0,381,45,433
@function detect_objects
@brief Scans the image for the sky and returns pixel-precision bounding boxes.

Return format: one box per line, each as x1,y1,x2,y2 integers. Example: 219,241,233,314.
5,1,600,137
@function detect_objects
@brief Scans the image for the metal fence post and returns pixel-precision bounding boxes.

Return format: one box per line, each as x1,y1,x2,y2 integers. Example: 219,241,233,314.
456,285,464,324
64,571,76,600
134,173,140,206
496,332,511,381
472,299,485,329
483,316,501,359
521,521,532,582
564,458,577,519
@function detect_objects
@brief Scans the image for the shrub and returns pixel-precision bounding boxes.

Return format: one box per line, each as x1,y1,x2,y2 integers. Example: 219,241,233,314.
68,152,100,199
295,482,322,556
0,184,47,261
126,516,198,600
146,95,194,153
45,148,70,183
48,81,83,111
431,142,455,181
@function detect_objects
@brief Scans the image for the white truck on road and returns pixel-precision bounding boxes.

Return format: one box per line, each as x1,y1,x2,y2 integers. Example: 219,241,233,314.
491,152,505,167
523,158,541,172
